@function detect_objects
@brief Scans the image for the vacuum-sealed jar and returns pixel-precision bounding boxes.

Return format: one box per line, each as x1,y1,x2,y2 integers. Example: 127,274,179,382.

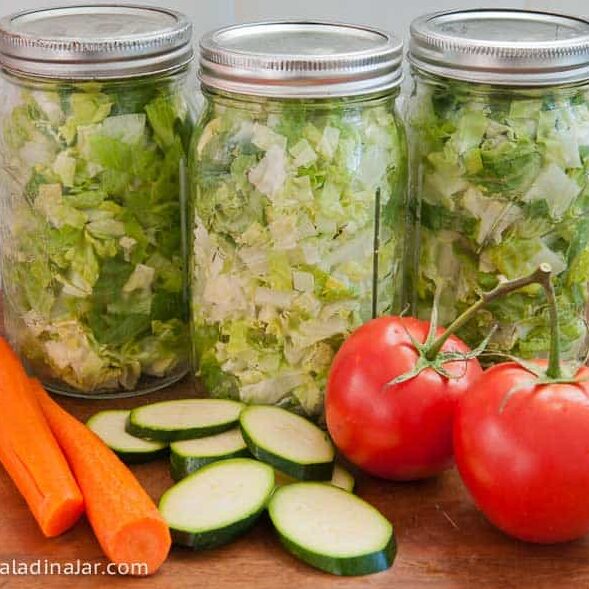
190,22,407,417
407,9,589,359
0,5,195,396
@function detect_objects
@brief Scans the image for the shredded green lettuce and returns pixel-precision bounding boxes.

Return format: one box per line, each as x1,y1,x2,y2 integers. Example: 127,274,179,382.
1,76,191,393
189,95,406,417
408,75,589,358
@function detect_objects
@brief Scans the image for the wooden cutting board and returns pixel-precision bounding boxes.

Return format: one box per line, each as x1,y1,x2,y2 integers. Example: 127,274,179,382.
0,300,587,588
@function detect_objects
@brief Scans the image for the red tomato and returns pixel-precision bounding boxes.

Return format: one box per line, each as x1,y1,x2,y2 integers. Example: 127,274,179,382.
325,316,483,481
454,362,589,543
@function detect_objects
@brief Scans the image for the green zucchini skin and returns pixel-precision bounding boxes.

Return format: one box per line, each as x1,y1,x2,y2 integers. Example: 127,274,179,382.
169,448,251,482
276,532,396,576
269,483,395,576
240,426,334,481
160,458,275,551
126,418,236,443
170,509,266,550
116,447,169,465
86,410,168,463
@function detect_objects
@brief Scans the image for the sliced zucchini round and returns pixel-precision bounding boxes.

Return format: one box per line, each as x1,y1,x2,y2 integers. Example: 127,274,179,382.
240,406,334,480
127,399,244,442
331,464,355,493
159,458,275,550
87,410,167,464
170,428,250,481
274,463,355,492
269,483,395,576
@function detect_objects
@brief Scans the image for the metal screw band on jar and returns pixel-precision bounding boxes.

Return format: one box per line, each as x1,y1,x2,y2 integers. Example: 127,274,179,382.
199,20,403,98
409,9,589,86
0,4,193,79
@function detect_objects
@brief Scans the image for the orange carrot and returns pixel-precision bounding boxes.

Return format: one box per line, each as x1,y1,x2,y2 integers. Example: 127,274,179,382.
0,337,84,537
32,380,171,576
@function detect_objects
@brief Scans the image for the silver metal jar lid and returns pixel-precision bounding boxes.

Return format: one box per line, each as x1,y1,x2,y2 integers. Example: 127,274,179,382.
199,21,403,98
0,4,193,80
409,9,589,86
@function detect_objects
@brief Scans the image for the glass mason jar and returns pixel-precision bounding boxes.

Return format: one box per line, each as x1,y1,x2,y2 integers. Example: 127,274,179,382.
0,6,196,397
407,9,589,360
190,22,407,418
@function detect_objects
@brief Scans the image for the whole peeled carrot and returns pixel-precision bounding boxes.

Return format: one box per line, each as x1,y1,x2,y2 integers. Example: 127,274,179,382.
0,337,84,537
32,380,171,576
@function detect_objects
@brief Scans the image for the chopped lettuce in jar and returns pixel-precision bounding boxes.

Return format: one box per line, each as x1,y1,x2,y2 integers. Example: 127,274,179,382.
407,74,589,359
190,94,406,417
0,75,192,393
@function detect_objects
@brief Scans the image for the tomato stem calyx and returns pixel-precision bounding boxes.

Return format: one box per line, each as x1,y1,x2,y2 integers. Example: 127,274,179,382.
386,265,556,388
496,265,589,411
498,371,589,413
425,264,554,362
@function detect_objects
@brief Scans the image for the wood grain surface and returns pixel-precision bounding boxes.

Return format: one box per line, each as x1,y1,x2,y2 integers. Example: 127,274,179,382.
0,302,587,588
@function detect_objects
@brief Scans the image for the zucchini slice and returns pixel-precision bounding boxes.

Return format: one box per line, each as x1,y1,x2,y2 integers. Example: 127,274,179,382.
239,406,334,480
87,410,167,464
170,428,250,481
331,464,355,493
269,483,396,576
127,399,244,442
159,458,275,549
275,463,355,492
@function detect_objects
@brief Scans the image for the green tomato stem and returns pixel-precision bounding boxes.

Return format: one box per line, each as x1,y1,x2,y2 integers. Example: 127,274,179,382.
424,264,554,362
